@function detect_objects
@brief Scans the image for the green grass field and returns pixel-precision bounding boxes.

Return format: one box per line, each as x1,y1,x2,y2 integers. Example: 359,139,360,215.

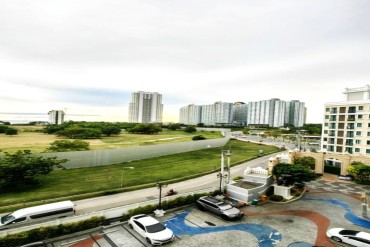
0,127,223,153
0,139,279,212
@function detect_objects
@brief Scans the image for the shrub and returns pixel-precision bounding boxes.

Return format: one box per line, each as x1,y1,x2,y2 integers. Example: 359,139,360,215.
269,195,284,202
233,176,244,181
192,135,206,141
122,192,209,220
0,216,107,247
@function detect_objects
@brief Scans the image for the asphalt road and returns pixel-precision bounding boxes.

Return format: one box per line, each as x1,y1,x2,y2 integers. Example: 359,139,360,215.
75,152,282,214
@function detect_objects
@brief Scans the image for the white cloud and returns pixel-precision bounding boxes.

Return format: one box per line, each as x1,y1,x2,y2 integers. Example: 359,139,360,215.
0,0,369,123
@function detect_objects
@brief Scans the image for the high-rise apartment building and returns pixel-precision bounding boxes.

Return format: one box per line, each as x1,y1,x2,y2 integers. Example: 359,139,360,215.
128,91,163,123
232,102,248,126
247,99,305,128
48,110,65,125
179,102,233,126
179,104,202,125
321,85,370,155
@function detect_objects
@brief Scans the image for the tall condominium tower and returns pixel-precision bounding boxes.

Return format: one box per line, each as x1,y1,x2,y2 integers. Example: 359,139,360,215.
232,102,248,126
247,98,305,127
48,110,65,125
321,85,370,155
128,91,163,123
179,104,202,125
179,102,233,126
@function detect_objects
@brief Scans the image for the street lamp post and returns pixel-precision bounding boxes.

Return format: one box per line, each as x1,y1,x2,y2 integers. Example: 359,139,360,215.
121,167,134,188
156,182,168,210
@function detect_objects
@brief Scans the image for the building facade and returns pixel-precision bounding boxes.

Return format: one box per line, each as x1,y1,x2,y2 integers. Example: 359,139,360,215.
128,91,163,123
321,85,370,155
179,104,202,125
48,110,65,125
232,102,248,126
179,102,233,126
247,98,305,128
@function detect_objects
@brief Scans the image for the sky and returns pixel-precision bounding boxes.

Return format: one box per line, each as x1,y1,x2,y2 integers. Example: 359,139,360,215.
0,0,369,124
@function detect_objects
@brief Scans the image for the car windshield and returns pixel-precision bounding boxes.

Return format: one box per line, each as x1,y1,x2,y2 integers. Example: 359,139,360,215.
339,229,360,236
146,222,166,233
0,214,15,224
219,203,233,211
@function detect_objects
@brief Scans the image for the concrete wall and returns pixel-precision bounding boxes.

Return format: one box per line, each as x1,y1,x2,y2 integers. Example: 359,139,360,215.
40,137,230,169
288,150,370,175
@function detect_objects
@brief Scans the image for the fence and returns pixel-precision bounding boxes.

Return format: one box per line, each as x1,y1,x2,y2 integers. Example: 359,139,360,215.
40,137,230,169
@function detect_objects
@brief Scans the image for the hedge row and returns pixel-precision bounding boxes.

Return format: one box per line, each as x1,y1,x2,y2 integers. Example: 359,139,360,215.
0,216,108,247
122,192,210,221
0,192,214,247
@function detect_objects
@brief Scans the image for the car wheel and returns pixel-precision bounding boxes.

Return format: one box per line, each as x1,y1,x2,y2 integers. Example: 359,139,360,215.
331,236,342,242
146,237,152,245
221,214,229,220
128,224,133,229
197,203,205,211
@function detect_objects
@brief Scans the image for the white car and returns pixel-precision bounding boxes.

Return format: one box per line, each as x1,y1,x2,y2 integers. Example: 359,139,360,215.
327,228,370,246
128,214,175,245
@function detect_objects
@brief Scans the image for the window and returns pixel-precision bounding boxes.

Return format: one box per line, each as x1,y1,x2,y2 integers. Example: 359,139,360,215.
368,123,370,128
348,106,356,113
367,149,370,154
13,217,26,223
323,145,327,149
367,132,370,137
325,115,329,119
30,208,73,219
357,123,362,127
324,130,328,134
356,131,362,136
358,114,363,119
355,148,360,153
134,221,145,231
356,140,361,144
324,123,328,127
367,140,370,145
359,106,364,110
325,108,330,112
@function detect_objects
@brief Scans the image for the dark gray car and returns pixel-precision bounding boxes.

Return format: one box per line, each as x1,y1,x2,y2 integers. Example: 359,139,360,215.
196,196,244,220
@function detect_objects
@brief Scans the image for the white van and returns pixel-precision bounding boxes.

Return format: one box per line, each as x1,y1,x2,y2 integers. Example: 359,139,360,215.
0,200,75,230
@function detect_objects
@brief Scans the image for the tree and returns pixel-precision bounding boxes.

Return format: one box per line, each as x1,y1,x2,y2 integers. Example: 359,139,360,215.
0,150,67,188
293,156,316,170
167,123,181,131
184,126,196,133
57,127,102,139
128,124,162,134
5,128,18,136
272,163,317,183
348,162,370,182
0,125,9,133
101,125,121,136
45,140,90,152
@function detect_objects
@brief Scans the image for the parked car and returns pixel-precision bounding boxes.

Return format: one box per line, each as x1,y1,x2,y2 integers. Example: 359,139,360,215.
338,174,355,181
327,228,370,246
128,214,175,245
196,196,244,220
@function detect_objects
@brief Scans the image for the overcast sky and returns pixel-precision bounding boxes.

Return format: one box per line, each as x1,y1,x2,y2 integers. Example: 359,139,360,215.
0,0,369,124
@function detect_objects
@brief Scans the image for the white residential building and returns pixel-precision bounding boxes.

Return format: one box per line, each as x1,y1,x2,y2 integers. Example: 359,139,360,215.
179,104,202,125
179,102,233,126
232,102,248,126
128,91,163,123
247,98,305,127
321,85,370,155
48,110,65,125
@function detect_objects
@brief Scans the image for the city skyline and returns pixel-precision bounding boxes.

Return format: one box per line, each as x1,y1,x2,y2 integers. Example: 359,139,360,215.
0,1,369,124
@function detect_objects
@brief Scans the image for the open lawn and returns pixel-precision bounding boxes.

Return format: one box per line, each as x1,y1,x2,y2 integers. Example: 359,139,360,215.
0,127,223,153
0,140,279,212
